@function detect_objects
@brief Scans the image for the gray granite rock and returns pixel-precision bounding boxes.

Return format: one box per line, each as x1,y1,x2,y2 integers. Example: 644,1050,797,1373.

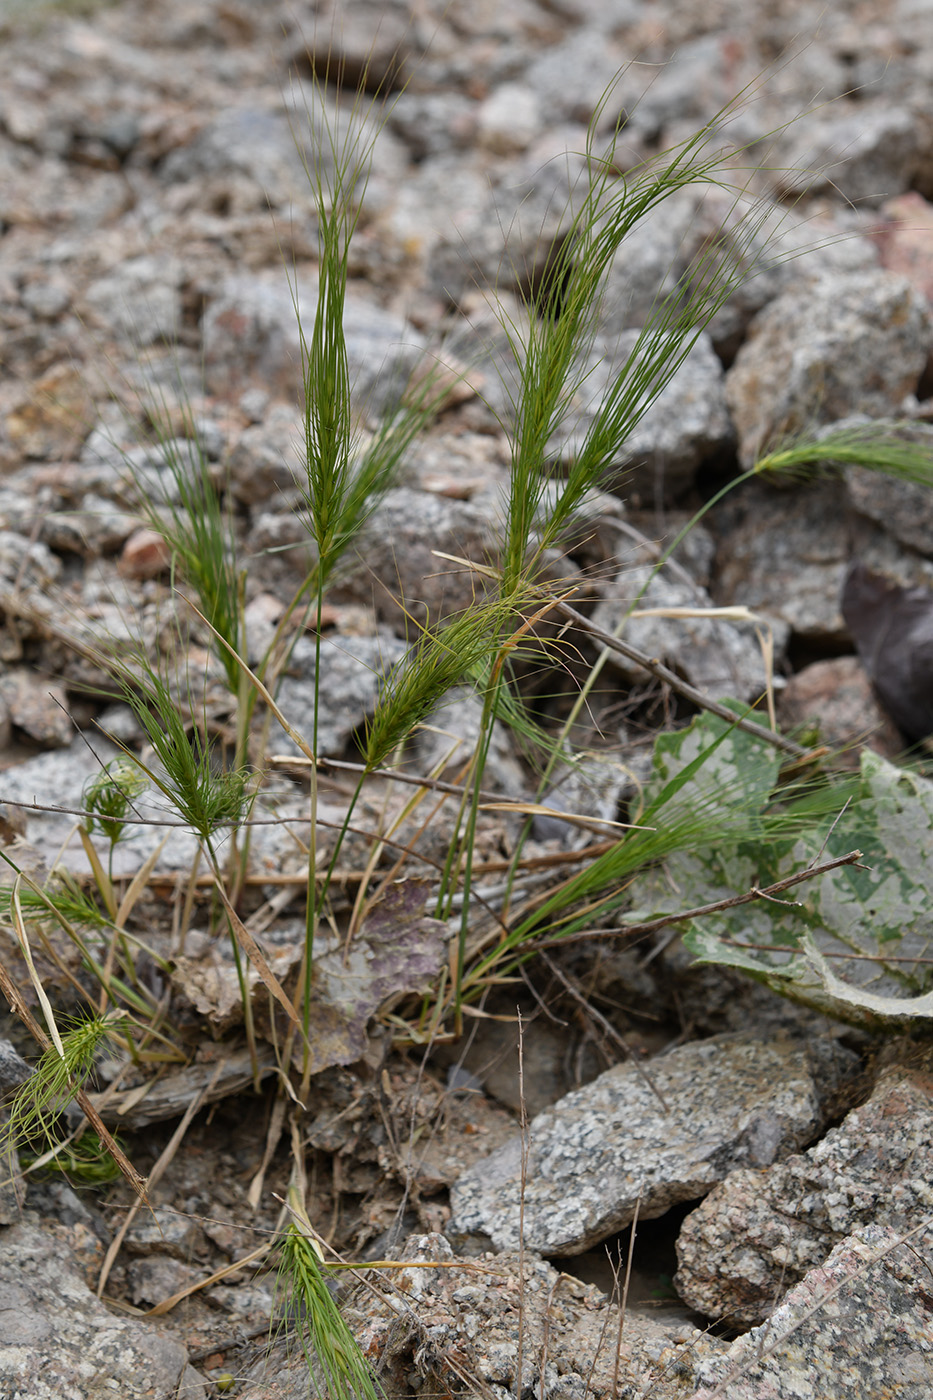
592,189,700,338
415,687,527,796
476,82,543,155
160,104,315,212
38,493,138,556
726,269,932,467
161,90,407,220
125,1256,204,1310
273,628,408,760
0,1220,206,1400
622,34,756,144
844,424,933,559
124,1204,206,1261
524,28,631,128
330,486,500,628
775,102,922,206
425,145,591,305
226,403,304,508
286,0,419,95
592,563,786,704
406,428,510,500
688,1224,933,1400
532,750,632,847
448,1032,857,1256
673,193,880,363
240,1231,728,1400
0,531,61,590
203,268,425,418
243,508,318,598
0,667,72,748
116,440,193,507
386,91,477,161
376,151,492,282
83,254,184,346
553,329,734,505
710,481,852,643
8,222,70,300
675,1051,933,1324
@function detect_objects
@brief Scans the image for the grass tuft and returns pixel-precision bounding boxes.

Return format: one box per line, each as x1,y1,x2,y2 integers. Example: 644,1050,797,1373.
275,1192,381,1400
1,1012,121,1178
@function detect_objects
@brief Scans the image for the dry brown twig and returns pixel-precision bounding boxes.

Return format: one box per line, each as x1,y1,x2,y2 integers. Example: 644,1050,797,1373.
524,849,864,951
548,598,811,759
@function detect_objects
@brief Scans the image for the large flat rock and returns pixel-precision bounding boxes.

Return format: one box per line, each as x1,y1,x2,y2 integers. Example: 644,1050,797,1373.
448,1032,856,1256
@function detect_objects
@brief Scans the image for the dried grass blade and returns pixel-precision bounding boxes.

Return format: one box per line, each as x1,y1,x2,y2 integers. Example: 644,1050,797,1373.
10,875,65,1057
212,878,308,1042
116,832,171,926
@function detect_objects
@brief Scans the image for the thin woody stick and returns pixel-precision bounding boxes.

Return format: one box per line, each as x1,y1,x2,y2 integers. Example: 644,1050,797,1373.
549,597,811,759
523,849,863,949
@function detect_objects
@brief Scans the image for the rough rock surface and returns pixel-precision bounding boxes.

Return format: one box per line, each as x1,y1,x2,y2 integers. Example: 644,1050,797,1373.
710,481,853,642
448,1033,857,1256
3,0,933,1395
688,1224,933,1400
777,655,903,757
845,428,933,558
592,564,780,704
203,269,424,415
551,330,734,504
240,1232,729,1400
675,1053,933,1324
273,627,409,759
0,1220,206,1400
726,270,931,466
329,487,501,626
775,101,923,205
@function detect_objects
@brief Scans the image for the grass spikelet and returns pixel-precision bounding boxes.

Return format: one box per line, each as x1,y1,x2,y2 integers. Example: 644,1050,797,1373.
111,657,249,845
362,602,508,773
275,1196,380,1400
2,1011,121,1178
83,758,148,847
755,423,933,486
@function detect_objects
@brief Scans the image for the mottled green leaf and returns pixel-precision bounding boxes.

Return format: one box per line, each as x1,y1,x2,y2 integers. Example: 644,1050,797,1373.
633,715,933,1026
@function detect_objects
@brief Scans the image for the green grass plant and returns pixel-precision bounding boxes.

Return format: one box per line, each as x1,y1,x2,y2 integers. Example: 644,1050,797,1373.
0,1011,121,1182
5,70,919,1093
5,56,933,1399
274,1189,381,1400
